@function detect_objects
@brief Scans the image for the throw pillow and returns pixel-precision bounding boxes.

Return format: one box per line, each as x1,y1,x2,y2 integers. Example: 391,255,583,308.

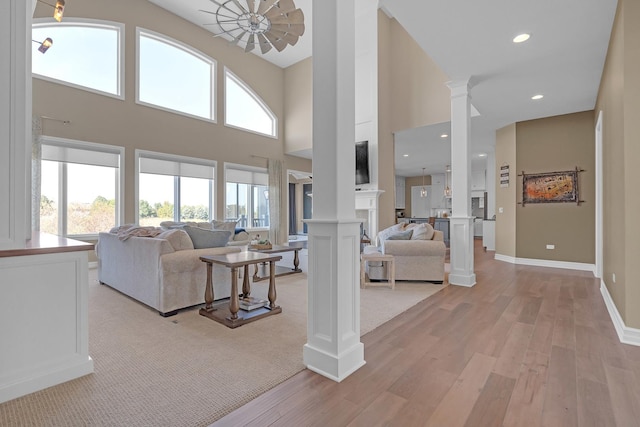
155,229,194,251
212,219,238,232
182,225,232,249
387,229,413,240
410,223,435,240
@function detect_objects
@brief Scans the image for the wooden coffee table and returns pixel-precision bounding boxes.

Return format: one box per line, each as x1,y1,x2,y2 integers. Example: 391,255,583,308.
248,244,302,282
199,252,282,328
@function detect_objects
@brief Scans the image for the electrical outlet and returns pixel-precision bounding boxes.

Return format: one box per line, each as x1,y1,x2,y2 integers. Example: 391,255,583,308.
613,273,616,283
498,207,504,213
546,244,555,250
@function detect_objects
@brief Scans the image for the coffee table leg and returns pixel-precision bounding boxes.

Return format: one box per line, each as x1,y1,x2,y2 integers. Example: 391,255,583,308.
229,266,239,320
293,249,300,272
204,262,215,312
242,265,251,297
268,260,278,309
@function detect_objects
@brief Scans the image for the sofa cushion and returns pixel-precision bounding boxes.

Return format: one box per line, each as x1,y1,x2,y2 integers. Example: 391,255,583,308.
182,226,232,249
156,229,194,251
212,220,238,232
406,223,435,240
160,221,213,230
387,229,413,240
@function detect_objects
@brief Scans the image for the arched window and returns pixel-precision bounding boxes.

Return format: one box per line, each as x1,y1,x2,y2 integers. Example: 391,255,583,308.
137,28,216,121
32,19,124,98
225,68,277,138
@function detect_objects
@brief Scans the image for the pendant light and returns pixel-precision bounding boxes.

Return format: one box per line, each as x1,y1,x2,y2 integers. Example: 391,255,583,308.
420,168,427,198
444,165,452,197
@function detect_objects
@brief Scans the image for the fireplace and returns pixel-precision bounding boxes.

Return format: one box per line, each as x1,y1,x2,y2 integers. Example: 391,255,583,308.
355,190,384,241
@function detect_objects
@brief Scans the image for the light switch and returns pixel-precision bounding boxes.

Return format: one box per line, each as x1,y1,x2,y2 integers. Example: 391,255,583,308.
498,207,504,213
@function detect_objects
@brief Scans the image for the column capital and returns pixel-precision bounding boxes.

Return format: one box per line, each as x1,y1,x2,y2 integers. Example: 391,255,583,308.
446,79,472,98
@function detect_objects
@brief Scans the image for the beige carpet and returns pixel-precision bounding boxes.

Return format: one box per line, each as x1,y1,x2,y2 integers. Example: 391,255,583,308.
0,269,444,427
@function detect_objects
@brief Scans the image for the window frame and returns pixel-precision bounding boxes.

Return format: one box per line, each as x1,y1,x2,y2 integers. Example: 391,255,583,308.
224,67,278,139
135,150,217,224
136,28,217,123
39,136,125,240
32,18,125,100
224,163,270,230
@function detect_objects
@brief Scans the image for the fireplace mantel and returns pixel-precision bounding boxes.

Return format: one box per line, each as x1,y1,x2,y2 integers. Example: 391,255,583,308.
355,190,384,239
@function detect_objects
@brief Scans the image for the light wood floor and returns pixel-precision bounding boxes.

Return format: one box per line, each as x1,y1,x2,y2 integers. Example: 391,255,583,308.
213,241,640,427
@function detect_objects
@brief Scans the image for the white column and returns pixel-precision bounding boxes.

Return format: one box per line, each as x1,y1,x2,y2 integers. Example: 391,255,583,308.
0,0,31,249
447,80,476,287
303,0,365,382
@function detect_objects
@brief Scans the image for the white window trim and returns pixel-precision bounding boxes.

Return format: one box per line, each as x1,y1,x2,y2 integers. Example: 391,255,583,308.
40,135,125,239
135,28,217,123
224,162,270,231
135,150,217,223
224,67,278,139
32,18,125,100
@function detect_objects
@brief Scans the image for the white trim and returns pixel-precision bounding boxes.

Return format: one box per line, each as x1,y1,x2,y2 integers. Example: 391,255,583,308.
595,111,603,278
493,253,595,272
88,261,98,269
135,27,217,123
600,280,640,346
224,67,278,139
32,18,125,100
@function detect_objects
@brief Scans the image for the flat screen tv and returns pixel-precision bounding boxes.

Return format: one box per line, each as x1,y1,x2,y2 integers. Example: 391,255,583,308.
355,140,370,185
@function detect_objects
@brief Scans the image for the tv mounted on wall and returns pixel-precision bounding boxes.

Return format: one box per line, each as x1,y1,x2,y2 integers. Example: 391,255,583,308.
355,140,370,185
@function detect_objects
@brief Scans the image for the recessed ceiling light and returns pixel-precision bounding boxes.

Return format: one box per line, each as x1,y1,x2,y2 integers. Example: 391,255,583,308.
478,153,487,157
440,134,448,138
403,154,409,157
513,33,530,43
531,94,544,100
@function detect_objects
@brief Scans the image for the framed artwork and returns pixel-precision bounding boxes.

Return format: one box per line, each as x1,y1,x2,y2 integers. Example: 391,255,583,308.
521,169,581,206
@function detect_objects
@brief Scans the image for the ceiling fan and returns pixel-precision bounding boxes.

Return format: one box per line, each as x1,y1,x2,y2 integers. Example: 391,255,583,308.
200,0,305,54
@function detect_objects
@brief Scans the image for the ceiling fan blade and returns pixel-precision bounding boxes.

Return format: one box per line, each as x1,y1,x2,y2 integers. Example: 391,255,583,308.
264,31,287,52
270,9,304,25
245,33,256,52
230,30,247,45
268,28,298,46
246,0,256,13
270,22,305,37
265,0,296,17
257,33,272,54
257,0,277,15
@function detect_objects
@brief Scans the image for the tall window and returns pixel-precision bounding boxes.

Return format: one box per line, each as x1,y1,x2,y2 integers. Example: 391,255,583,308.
224,68,277,138
137,28,216,121
225,165,269,228
137,151,216,226
40,137,124,237
32,19,124,98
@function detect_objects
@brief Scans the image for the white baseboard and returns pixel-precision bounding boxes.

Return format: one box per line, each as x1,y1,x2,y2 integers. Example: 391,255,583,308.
494,254,595,273
600,280,640,347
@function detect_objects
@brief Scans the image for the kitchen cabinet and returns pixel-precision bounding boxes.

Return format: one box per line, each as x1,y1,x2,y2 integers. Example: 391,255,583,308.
411,186,431,218
430,174,446,208
434,218,449,244
483,220,495,251
395,176,405,209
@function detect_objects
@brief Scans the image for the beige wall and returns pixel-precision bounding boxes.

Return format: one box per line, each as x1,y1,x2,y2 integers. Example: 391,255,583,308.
284,57,313,156
388,18,451,133
515,111,595,263
595,0,640,328
33,0,311,243
495,124,516,257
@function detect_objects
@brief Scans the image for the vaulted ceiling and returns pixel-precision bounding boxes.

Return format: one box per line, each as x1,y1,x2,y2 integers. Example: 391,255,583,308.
149,0,618,176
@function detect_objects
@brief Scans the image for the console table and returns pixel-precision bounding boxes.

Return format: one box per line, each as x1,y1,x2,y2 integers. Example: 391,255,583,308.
199,252,282,328
248,244,302,282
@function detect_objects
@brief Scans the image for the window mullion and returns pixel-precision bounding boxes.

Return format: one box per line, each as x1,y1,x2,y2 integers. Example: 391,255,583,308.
59,162,67,236
174,176,180,221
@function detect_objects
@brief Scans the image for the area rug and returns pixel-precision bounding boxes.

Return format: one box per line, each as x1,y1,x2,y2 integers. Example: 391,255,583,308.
0,269,444,427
